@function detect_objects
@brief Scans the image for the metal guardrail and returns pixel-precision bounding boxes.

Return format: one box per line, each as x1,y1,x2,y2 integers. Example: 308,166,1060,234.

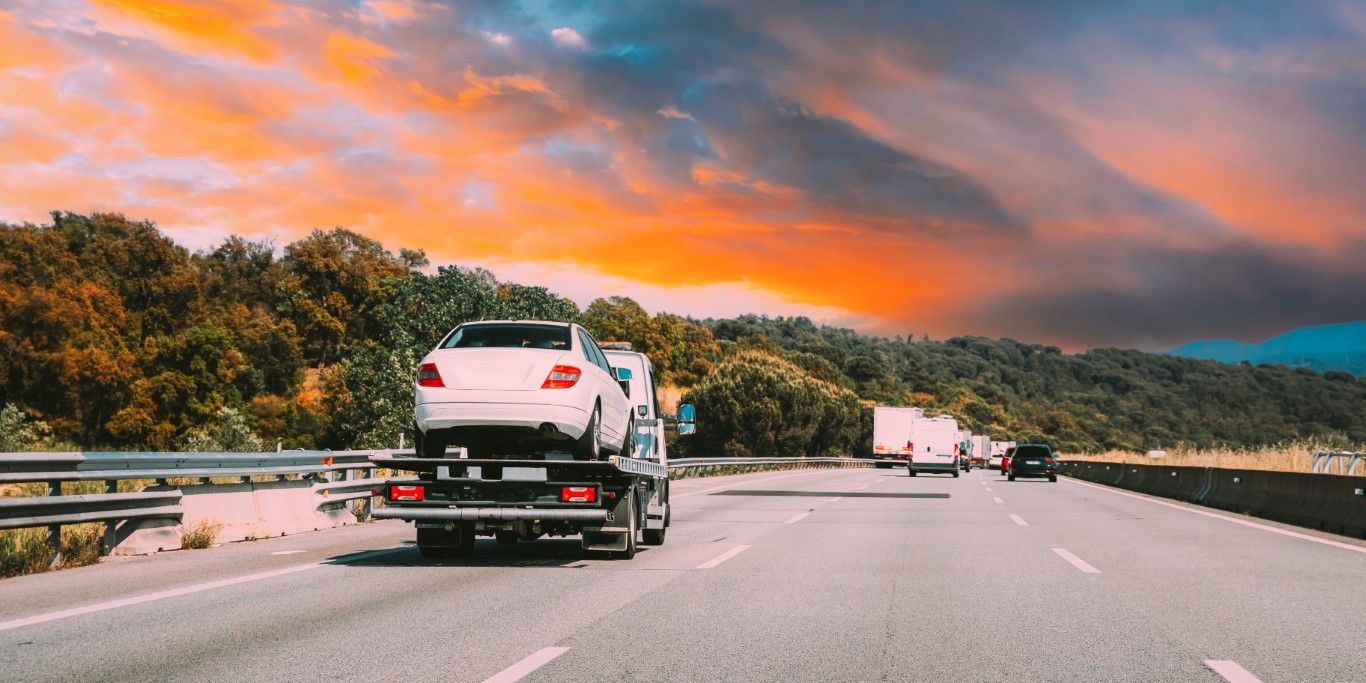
1312,451,1364,476
0,450,382,565
0,449,870,565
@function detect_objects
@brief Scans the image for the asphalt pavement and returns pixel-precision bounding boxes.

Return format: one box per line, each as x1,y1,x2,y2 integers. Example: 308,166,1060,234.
1,466,1362,682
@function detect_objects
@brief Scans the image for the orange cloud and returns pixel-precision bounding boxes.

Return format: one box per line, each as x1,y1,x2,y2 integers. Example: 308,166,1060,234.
322,30,395,84
89,0,282,61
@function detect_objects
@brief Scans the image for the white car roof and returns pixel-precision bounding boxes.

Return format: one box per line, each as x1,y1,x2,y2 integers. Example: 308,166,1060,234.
459,320,573,327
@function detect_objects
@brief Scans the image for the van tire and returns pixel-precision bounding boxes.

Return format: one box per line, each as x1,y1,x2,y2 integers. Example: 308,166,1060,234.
907,468,917,477
952,469,960,478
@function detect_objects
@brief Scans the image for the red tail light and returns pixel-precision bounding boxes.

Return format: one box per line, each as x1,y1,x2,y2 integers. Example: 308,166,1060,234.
542,365,582,389
417,363,444,387
1044,457,1056,464
390,484,425,501
560,486,596,503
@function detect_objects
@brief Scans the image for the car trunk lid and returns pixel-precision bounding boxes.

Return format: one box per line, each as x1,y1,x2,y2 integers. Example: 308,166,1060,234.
429,348,569,391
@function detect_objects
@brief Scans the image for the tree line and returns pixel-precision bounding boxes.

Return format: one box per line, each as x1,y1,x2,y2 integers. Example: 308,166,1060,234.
2,212,1362,456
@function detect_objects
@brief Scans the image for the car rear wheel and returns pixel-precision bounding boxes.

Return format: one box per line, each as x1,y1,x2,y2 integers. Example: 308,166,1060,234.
418,429,445,458
1049,474,1058,483
574,404,602,461
617,412,634,456
1008,473,1016,481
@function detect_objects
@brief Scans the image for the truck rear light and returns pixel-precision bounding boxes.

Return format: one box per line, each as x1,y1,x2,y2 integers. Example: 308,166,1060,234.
560,486,596,503
390,484,425,501
417,363,444,387
542,365,582,389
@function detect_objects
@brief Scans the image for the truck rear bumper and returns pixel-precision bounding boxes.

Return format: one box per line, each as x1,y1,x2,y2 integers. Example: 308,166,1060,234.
374,506,609,522
910,462,957,472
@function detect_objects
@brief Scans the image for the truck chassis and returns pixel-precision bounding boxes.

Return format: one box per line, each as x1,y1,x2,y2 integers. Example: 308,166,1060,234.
372,452,669,560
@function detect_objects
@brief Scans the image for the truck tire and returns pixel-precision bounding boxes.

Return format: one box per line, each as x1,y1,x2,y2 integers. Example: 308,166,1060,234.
643,526,665,546
617,496,638,560
495,531,518,545
952,469,960,478
574,404,602,461
907,468,917,477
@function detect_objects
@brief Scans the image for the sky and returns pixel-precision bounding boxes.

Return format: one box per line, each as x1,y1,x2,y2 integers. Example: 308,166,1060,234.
1,0,1364,351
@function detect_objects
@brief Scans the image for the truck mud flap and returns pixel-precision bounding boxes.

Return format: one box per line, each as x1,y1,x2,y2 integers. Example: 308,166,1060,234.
373,507,609,522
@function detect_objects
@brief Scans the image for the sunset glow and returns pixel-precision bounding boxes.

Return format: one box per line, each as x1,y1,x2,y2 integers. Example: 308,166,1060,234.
2,0,1363,349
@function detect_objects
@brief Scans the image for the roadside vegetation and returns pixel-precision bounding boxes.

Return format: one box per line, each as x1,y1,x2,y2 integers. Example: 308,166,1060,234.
2,211,1363,462
1069,440,1362,475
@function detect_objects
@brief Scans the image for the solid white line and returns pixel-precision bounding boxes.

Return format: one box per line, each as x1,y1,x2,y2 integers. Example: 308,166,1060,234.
671,469,837,499
483,647,572,683
1052,547,1101,574
1205,660,1264,683
696,545,751,569
1009,514,1028,526
784,511,811,524
0,548,406,633
269,550,306,556
992,496,1004,504
1063,478,1366,555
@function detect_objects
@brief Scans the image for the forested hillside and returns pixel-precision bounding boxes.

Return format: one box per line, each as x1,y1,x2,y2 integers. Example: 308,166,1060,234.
2,213,1362,456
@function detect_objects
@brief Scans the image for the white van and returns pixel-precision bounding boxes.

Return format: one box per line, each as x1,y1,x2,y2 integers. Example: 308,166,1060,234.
873,406,923,467
909,415,960,477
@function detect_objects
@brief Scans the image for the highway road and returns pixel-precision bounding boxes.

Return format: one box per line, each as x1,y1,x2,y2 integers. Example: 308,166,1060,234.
1,467,1363,682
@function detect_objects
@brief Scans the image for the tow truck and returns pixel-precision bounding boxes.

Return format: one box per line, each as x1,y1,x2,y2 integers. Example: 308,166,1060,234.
373,346,691,560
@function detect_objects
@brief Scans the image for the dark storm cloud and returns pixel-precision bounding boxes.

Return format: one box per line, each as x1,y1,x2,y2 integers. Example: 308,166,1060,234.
976,241,1366,350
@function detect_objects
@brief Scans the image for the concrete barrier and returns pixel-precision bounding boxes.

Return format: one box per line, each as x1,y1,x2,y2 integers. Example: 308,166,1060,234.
1062,462,1366,539
116,479,363,555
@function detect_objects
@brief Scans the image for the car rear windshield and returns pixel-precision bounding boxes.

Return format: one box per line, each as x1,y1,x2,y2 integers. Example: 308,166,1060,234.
442,324,572,350
1013,445,1052,459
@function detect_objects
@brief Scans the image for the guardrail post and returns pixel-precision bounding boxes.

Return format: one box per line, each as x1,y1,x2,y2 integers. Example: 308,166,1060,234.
46,479,62,567
102,479,118,556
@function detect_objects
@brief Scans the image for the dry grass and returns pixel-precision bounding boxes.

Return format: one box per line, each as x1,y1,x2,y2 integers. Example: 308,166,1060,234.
1068,440,1362,475
180,519,223,549
0,524,104,578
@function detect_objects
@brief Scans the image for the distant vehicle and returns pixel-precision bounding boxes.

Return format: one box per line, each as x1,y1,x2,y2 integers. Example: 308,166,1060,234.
988,440,1013,470
908,415,960,477
957,429,974,471
413,320,633,460
1000,445,1017,474
873,406,923,468
1007,444,1058,482
970,434,990,469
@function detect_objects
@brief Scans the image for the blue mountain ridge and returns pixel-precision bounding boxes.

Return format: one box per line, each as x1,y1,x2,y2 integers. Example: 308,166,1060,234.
1168,321,1366,376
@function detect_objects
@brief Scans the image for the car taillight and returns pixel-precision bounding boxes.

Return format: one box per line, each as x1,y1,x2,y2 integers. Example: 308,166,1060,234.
560,486,596,503
417,363,444,387
542,365,582,389
1045,457,1056,464
390,484,425,501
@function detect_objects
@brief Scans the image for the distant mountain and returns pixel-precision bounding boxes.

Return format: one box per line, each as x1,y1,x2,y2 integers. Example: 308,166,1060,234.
1169,321,1366,376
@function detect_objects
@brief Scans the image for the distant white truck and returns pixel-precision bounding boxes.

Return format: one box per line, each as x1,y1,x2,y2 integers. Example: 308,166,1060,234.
872,406,923,468
908,414,960,478
971,434,991,470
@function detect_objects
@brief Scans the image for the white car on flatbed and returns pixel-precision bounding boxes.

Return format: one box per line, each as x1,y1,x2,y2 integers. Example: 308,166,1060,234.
413,320,633,460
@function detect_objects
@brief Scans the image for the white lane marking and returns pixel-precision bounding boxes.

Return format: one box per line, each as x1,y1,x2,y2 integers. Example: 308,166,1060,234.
992,496,1004,504
784,511,812,524
0,548,407,633
696,545,751,569
483,647,572,683
1063,478,1366,555
827,497,843,503
1052,547,1101,574
854,484,869,490
269,550,306,556
984,487,993,492
672,469,839,499
1009,514,1028,526
1204,660,1263,683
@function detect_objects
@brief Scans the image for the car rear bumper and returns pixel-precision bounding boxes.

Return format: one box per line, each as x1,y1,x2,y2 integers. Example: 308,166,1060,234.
1010,468,1057,478
910,461,957,473
416,402,591,439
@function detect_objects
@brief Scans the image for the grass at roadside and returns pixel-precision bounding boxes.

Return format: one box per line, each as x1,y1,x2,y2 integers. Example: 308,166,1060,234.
1068,440,1362,475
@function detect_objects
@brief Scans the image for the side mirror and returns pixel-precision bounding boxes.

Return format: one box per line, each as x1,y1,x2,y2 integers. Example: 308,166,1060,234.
678,423,696,435
677,403,695,422
637,405,649,418
612,367,632,398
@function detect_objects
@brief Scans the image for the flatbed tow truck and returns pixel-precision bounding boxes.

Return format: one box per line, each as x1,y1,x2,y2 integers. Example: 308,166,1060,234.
371,451,670,560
